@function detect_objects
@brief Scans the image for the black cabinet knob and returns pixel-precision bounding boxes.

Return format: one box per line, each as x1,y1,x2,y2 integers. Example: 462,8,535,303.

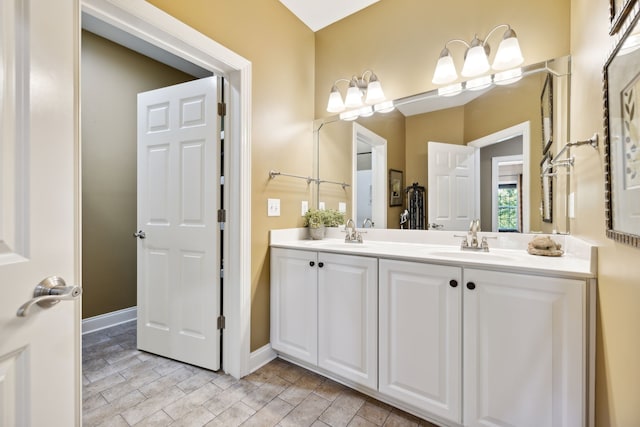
466,282,476,290
318,262,324,268
449,280,458,288
309,261,315,267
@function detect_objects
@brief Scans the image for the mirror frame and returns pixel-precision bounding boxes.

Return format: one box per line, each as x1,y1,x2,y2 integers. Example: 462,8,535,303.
604,1,640,248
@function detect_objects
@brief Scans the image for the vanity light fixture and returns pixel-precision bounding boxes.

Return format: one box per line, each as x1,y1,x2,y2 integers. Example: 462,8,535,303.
326,70,386,113
432,24,524,85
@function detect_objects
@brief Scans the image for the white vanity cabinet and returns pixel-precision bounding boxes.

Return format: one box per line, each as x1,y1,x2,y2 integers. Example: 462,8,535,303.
270,248,378,389
462,268,586,427
379,259,462,424
270,237,593,427
270,248,318,365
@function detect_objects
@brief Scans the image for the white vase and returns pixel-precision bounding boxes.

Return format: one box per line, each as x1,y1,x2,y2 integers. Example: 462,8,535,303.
309,225,326,240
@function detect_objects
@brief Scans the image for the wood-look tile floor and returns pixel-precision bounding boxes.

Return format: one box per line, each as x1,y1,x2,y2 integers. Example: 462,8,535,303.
82,322,438,427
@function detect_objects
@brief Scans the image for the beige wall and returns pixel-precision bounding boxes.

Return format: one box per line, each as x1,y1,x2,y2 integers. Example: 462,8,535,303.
91,2,640,423
81,31,193,318
145,0,316,351
314,0,571,118
571,1,640,425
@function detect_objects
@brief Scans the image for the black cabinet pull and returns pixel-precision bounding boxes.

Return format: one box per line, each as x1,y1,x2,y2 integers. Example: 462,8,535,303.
318,262,324,268
309,261,315,267
449,279,458,288
466,282,476,290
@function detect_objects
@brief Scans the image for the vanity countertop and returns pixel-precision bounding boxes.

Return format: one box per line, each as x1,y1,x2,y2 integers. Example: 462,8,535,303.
270,228,597,279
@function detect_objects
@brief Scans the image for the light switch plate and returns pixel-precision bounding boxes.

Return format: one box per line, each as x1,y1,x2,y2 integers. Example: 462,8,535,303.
267,198,280,217
319,201,326,210
338,202,346,213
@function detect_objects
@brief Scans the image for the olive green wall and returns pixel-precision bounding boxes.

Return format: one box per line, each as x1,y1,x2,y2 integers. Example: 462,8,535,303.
81,30,193,318
571,0,640,425
145,0,316,351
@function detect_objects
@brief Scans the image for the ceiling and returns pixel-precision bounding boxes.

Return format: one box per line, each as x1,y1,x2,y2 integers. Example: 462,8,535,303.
278,0,380,32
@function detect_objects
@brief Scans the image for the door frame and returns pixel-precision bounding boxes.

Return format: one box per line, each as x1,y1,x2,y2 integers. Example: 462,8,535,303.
82,0,252,378
352,123,387,228
468,121,530,233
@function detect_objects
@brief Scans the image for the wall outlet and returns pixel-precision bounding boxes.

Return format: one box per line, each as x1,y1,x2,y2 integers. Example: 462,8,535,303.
267,198,280,217
301,200,309,216
338,202,346,213
319,201,326,210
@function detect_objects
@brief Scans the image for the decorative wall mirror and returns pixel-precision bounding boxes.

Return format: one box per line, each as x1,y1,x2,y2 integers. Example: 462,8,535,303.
604,2,640,248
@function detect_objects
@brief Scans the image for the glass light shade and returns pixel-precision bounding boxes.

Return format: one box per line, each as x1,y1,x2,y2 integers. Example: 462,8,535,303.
339,109,360,121
466,75,492,91
358,106,374,117
432,49,458,84
374,100,395,113
326,86,345,113
438,83,463,97
461,44,490,77
344,83,363,108
492,31,524,70
365,80,385,104
494,68,522,85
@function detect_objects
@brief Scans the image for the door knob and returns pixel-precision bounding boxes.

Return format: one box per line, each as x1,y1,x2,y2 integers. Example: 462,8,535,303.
133,230,146,239
17,276,82,317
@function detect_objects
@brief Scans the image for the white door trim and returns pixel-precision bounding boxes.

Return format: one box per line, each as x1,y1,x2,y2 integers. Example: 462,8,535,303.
468,121,530,233
352,123,387,228
81,0,252,378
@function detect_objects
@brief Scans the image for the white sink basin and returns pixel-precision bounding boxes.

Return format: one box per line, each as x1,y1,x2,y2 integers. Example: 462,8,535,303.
427,250,514,263
298,239,370,249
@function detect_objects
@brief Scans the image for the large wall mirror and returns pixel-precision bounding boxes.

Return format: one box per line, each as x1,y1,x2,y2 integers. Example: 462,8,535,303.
604,5,640,248
314,56,571,233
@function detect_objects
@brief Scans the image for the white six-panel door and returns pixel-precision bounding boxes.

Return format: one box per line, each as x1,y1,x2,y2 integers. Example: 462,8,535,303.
0,0,80,424
428,141,478,230
137,77,221,371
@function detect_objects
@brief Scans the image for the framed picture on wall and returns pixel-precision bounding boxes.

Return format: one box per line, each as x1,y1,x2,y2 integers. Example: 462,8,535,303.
540,152,553,223
541,73,553,155
603,4,640,248
389,169,403,207
610,0,637,34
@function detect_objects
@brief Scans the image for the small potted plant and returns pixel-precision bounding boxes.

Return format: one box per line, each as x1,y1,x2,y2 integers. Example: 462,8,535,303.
304,208,345,240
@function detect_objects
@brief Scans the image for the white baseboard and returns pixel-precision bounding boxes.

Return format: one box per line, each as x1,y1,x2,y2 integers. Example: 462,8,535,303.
249,343,277,373
82,306,137,335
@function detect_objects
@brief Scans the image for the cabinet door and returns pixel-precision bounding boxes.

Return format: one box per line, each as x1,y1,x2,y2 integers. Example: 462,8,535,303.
318,252,378,388
270,248,318,364
463,269,585,427
379,260,462,423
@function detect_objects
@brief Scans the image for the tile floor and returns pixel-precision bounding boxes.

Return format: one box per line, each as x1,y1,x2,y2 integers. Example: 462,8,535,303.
82,322,438,427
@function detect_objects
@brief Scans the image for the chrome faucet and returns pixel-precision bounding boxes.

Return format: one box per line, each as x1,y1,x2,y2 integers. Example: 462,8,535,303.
362,218,374,228
454,219,495,251
344,218,364,243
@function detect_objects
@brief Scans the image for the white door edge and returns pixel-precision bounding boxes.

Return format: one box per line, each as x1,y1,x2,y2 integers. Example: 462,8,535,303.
81,0,252,378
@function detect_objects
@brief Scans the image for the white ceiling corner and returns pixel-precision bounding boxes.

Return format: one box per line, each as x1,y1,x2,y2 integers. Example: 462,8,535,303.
279,0,380,32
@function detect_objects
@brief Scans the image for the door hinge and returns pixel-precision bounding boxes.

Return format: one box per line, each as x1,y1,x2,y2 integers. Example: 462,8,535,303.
220,268,224,278
218,102,227,117
217,209,226,223
217,315,226,330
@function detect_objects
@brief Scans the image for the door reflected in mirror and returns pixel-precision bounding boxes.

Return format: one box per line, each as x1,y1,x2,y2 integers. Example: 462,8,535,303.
315,56,571,233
